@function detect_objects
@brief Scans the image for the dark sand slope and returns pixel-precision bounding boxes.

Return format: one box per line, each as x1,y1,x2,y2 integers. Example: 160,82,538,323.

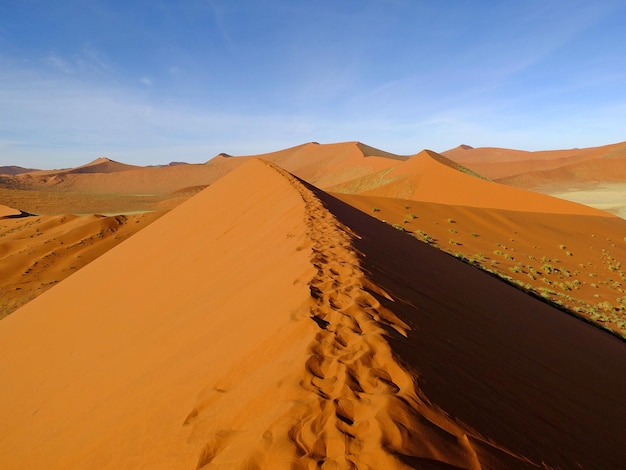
0,160,624,468
312,186,626,469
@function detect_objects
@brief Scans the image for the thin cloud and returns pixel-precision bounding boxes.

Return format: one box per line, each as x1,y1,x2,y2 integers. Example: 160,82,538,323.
43,54,74,74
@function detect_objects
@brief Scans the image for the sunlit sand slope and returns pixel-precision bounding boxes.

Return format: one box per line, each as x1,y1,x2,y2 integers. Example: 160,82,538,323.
331,150,611,216
0,211,164,318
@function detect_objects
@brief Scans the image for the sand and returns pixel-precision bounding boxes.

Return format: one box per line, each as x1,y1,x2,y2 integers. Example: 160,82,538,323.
550,183,626,219
336,192,626,335
0,211,164,318
443,141,626,218
0,204,21,218
330,149,611,216
1,158,626,468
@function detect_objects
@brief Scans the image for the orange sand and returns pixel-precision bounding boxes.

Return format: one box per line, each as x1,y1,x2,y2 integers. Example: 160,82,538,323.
1,158,626,468
0,211,164,318
330,149,611,216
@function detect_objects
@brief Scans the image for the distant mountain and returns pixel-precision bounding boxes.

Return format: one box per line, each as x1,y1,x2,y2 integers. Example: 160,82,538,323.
0,165,39,175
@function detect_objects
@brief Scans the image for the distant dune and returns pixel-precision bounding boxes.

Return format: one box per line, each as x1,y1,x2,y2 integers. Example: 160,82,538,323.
330,149,610,216
216,141,407,189
0,165,39,175
443,141,626,217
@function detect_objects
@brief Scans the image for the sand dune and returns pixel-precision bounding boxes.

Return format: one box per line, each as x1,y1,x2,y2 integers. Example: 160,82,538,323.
0,203,21,218
501,161,626,219
0,159,316,468
0,165,38,175
218,141,407,189
315,189,626,469
0,142,406,215
0,211,164,318
443,142,626,218
330,149,611,216
1,158,625,468
13,162,225,195
0,160,241,215
442,140,626,178
498,154,626,189
336,192,626,336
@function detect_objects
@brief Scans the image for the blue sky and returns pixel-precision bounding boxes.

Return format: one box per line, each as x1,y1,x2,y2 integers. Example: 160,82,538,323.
1,0,625,167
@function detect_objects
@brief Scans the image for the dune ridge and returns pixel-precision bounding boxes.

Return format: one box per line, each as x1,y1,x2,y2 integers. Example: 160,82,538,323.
182,162,485,469
267,163,482,469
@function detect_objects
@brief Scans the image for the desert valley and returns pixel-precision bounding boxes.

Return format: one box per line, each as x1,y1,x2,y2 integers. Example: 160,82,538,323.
1,141,626,469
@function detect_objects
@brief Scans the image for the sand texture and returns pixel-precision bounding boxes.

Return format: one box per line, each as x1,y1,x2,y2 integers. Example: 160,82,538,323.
1,158,626,468
0,211,164,318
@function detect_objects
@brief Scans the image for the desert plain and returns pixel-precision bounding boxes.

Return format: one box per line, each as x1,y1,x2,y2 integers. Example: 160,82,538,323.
1,141,626,469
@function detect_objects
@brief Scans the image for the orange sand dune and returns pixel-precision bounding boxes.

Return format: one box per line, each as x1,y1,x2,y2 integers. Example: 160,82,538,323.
498,154,626,190
22,156,142,178
0,158,245,215
4,142,403,198
0,165,37,175
0,211,164,318
1,158,626,468
313,189,626,469
0,203,21,218
331,149,611,216
0,159,318,468
65,156,143,174
220,141,407,188
336,192,626,335
443,140,626,179
13,161,228,195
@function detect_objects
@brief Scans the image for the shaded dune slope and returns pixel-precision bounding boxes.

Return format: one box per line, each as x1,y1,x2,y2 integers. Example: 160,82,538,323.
1,159,625,468
311,186,626,469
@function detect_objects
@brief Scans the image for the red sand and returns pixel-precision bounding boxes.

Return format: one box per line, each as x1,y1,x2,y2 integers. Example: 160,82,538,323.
1,158,625,468
332,149,611,216
443,140,626,181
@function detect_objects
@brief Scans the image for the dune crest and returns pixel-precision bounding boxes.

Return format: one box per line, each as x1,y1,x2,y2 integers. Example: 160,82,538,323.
184,162,483,469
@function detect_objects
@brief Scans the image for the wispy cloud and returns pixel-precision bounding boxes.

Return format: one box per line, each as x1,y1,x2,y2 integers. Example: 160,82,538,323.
43,54,74,74
40,45,114,77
